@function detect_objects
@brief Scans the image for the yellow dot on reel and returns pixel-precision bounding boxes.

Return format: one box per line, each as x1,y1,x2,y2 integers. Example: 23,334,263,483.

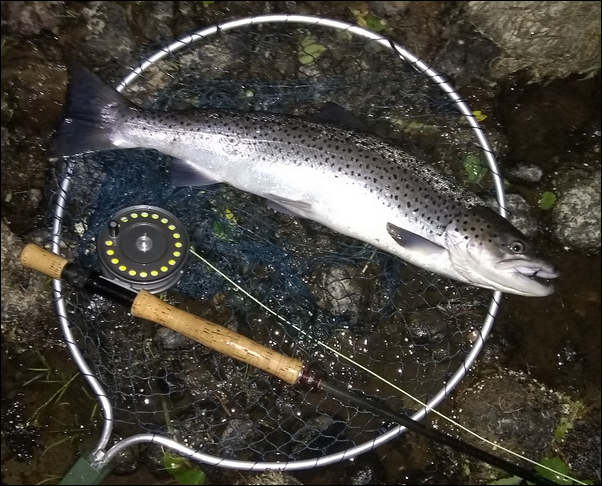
175,242,182,248
173,251,181,257
105,240,113,246
111,258,119,264
118,265,126,271
168,224,175,230
128,269,137,276
141,212,148,218
173,233,180,239
161,218,168,224
160,266,168,272
130,213,139,219
106,249,114,256
140,272,148,278
168,259,176,266
150,270,159,277
151,213,159,219
120,217,128,223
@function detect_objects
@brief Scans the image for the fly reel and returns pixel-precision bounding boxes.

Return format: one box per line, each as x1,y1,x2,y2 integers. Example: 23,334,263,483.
96,205,189,293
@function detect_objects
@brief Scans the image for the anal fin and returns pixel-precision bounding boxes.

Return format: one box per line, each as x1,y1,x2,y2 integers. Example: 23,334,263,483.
170,158,221,187
264,193,312,216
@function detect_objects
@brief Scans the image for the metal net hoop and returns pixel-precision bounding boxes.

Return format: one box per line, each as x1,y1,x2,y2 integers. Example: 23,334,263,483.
50,14,505,472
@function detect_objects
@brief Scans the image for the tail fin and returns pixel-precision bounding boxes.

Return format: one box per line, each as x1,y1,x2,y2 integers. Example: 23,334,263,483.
53,64,131,157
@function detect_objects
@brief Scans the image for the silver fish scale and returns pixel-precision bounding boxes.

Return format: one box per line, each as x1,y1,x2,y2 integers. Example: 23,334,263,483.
122,109,487,245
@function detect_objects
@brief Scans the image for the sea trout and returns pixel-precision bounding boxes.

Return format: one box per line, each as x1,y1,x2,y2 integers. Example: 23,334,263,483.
54,65,558,296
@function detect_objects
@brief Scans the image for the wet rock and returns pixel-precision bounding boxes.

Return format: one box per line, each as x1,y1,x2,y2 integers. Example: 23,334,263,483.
308,264,380,324
561,417,601,482
466,2,601,83
179,41,235,76
129,1,174,43
78,2,136,67
111,445,140,475
220,418,261,455
1,393,41,462
486,193,539,239
371,1,410,17
28,188,42,208
433,19,500,88
291,414,336,455
499,75,598,166
140,444,173,479
235,471,303,485
449,370,565,482
507,164,544,183
154,326,193,350
181,365,217,400
0,56,67,142
349,462,384,485
1,1,65,36
1,222,58,351
552,169,601,250
404,308,449,345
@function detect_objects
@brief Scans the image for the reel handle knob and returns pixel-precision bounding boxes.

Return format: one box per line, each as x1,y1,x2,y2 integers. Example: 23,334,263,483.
108,220,119,237
20,243,69,279
131,290,304,385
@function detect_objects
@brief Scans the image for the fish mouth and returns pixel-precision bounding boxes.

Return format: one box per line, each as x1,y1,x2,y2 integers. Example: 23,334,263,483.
497,259,559,297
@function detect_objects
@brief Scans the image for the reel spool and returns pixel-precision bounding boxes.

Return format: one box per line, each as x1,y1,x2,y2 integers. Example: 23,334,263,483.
96,205,189,293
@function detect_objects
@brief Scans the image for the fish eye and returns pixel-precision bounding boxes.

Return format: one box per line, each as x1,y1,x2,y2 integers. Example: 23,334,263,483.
509,241,525,253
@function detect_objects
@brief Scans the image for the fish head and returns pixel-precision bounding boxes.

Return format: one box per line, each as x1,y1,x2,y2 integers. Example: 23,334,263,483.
444,206,558,297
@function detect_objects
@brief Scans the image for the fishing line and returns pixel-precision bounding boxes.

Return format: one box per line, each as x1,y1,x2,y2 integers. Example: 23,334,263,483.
22,243,559,484
189,247,584,485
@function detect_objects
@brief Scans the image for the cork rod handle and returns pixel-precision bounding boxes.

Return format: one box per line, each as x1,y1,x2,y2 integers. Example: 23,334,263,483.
20,243,69,279
132,290,303,384
19,244,304,385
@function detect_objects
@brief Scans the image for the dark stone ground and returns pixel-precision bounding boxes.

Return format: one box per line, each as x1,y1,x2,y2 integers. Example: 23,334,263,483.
1,2,600,485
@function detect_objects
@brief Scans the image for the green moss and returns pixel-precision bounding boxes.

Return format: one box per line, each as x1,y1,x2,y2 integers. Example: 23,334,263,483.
298,36,326,65
554,400,584,441
464,154,489,184
163,452,207,485
487,476,524,485
350,8,387,32
538,191,557,210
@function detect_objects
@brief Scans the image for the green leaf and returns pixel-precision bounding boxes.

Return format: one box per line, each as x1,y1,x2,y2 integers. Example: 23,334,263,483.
535,457,572,485
298,36,326,65
555,416,571,441
463,154,488,183
488,476,524,485
202,1,214,6
473,110,487,122
538,191,557,210
349,8,387,32
363,12,387,32
212,220,232,241
163,452,207,485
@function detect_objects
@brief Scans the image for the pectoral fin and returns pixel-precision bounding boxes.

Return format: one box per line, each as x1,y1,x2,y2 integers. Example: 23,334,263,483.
386,223,446,255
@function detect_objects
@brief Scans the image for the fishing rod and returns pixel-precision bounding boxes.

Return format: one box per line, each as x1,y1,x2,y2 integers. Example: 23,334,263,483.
20,243,556,485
